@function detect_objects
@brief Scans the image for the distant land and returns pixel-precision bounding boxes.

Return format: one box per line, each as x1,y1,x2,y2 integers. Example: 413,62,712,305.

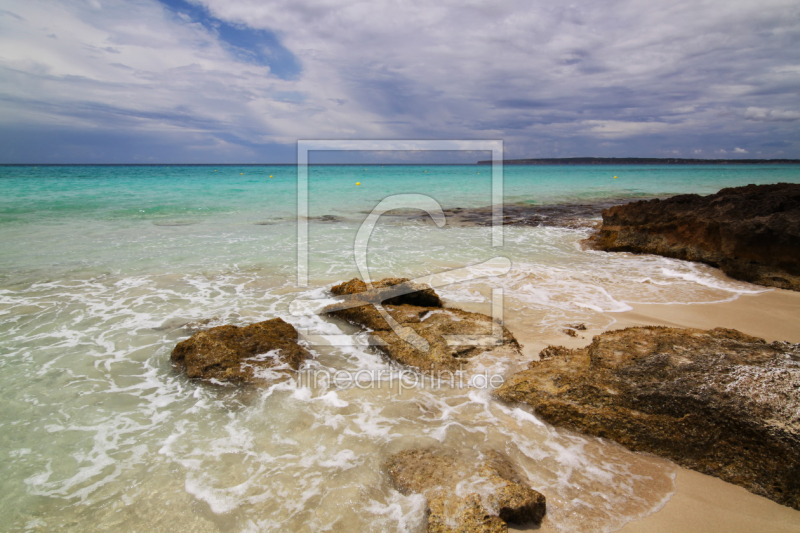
477,157,800,165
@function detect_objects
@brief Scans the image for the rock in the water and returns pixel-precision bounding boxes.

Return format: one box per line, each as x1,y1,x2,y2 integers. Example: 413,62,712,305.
325,278,520,371
495,326,800,509
331,277,443,307
171,318,310,384
385,448,546,532
589,183,800,290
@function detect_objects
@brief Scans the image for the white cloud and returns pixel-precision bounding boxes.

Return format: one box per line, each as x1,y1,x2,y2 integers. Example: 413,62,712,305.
580,120,675,137
744,107,800,122
734,147,747,153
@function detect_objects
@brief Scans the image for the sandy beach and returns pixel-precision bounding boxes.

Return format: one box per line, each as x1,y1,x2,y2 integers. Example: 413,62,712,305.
506,287,800,532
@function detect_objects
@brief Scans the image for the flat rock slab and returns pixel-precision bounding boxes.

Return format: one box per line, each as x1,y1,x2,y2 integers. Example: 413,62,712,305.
325,278,521,372
495,326,800,509
330,277,444,307
171,317,310,384
385,448,546,532
588,183,800,290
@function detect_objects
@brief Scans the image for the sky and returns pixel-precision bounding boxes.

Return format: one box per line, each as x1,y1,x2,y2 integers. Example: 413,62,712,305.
0,0,798,163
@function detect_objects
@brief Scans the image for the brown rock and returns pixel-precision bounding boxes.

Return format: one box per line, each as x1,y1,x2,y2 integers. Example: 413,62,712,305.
588,183,800,290
325,278,520,371
170,318,311,384
385,448,546,532
495,326,800,509
561,323,587,337
331,277,443,308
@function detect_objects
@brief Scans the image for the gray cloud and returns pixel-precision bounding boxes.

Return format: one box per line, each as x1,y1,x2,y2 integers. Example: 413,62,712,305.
0,0,798,162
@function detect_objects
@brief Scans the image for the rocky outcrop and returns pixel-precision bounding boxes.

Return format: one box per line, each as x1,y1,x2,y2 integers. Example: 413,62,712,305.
171,318,310,384
589,183,800,290
385,448,546,532
325,278,521,371
495,326,800,509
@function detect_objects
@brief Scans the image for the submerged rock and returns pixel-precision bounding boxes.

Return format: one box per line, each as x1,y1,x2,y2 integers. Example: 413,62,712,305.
392,200,628,229
385,448,546,532
588,183,800,290
495,326,800,509
171,318,310,384
325,278,520,371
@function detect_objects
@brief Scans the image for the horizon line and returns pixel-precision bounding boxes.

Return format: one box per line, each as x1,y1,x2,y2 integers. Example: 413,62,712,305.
2,157,800,167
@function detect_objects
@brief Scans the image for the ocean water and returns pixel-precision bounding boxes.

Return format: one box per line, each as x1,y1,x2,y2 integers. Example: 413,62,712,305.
1,164,799,532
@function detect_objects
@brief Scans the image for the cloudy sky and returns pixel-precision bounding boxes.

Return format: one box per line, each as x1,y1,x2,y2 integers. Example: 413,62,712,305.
1,0,798,163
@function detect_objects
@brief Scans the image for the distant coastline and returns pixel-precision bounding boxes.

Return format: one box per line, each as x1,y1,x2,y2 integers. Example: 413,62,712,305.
477,157,800,165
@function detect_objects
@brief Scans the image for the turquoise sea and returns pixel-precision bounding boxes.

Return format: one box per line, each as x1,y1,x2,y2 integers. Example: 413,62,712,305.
1,164,799,532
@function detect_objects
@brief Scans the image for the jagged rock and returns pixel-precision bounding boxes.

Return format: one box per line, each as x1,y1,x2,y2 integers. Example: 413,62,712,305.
325,278,520,371
588,183,800,290
385,448,546,532
331,277,443,308
171,318,310,384
495,326,800,509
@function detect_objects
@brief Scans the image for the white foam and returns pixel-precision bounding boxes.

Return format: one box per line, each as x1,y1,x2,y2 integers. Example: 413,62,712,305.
508,405,547,428
365,489,427,532
2,229,691,531
317,449,358,469
659,266,768,295
316,391,349,408
291,387,313,402
184,477,240,514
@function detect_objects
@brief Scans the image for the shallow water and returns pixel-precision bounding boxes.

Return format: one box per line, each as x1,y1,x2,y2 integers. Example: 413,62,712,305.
1,164,799,532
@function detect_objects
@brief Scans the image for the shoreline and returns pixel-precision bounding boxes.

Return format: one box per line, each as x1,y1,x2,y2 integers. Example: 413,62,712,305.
510,466,800,533
504,287,800,532
616,467,800,533
505,287,800,360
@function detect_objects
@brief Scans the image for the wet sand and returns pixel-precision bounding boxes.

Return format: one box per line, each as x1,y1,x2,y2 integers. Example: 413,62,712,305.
506,287,800,532
612,289,800,343
616,467,800,533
